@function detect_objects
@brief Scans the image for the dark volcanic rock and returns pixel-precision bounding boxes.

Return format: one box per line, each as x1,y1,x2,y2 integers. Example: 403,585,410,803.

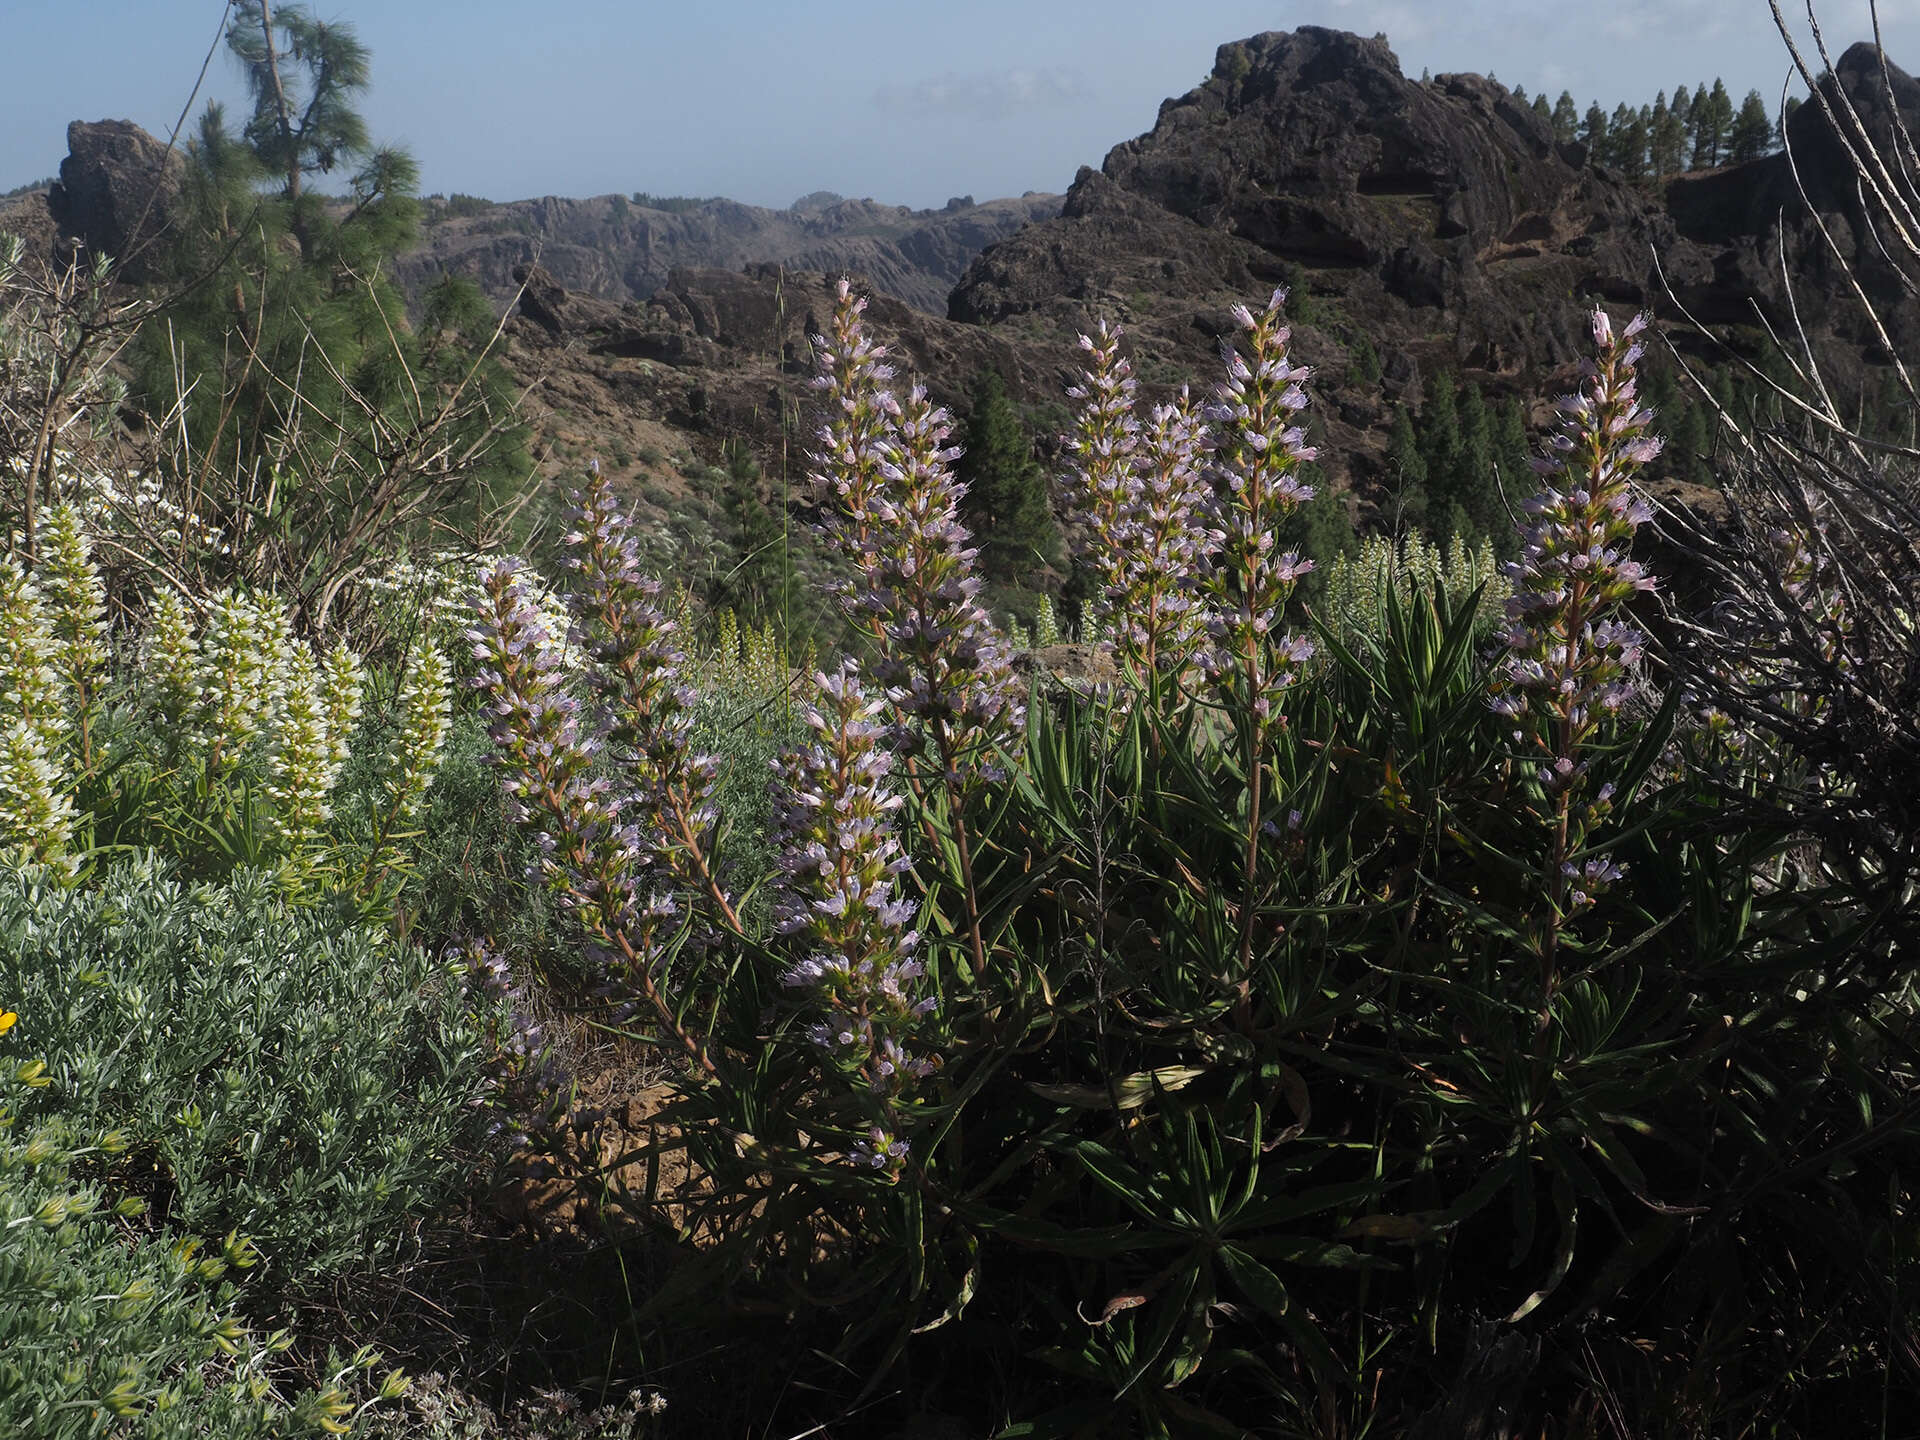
1662,42,1920,358
502,262,1057,486
399,191,1063,316
951,26,1694,385
45,120,185,282
947,24,1920,499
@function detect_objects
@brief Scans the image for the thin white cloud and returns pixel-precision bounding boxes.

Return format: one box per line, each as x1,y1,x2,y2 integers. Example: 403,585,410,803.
1326,0,1437,44
873,66,1087,116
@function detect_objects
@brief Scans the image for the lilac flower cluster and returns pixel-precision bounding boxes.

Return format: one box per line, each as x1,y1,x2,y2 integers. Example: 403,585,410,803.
468,551,709,1075
1202,291,1321,721
772,660,936,1176
1491,308,1662,917
1491,313,1660,728
808,280,1024,788
564,474,728,918
1057,326,1218,685
1060,323,1141,602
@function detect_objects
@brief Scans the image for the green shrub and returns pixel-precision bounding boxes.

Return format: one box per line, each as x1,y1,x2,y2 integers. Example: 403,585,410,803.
0,860,505,1281
466,290,1920,1437
0,1011,407,1437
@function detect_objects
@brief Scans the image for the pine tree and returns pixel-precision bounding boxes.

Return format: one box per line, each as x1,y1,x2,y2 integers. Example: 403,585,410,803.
1347,335,1383,387
1694,79,1734,167
1416,373,1463,541
1552,91,1580,144
1609,105,1650,180
1602,104,1632,170
142,4,426,468
1729,89,1773,162
1512,84,1528,104
128,1,527,614
1582,102,1610,156
1532,94,1552,124
1651,92,1687,177
1687,82,1709,162
1668,397,1712,487
1385,402,1429,531
1671,83,1692,141
956,369,1058,582
1431,381,1500,546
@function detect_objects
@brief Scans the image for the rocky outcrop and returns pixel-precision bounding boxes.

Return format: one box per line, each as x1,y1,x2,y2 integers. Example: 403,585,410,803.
951,28,1705,381
44,120,185,282
945,25,1920,497
505,261,1049,450
1662,41,1920,358
14,117,1055,317
396,191,1062,316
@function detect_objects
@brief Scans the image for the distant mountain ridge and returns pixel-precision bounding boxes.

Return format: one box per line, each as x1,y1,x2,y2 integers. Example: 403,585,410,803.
392,189,1064,315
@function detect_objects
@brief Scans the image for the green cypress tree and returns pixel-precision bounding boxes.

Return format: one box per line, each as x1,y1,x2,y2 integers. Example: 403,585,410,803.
956,369,1058,582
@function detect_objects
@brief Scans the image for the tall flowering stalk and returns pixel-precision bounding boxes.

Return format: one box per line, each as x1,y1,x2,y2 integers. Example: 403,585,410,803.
147,590,201,725
385,633,453,826
807,280,1024,976
0,557,64,759
1060,323,1142,612
0,724,74,866
1058,327,1216,689
773,661,935,1176
565,474,731,925
1202,290,1320,721
470,557,714,1076
469,479,742,1079
192,591,289,776
1200,290,1320,1002
320,641,365,779
264,645,336,848
36,502,107,769
809,280,903,577
1489,308,1661,1024
355,628,457,892
0,557,72,865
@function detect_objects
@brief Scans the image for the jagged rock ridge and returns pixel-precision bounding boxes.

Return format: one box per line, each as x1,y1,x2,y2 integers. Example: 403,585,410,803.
393,190,1063,315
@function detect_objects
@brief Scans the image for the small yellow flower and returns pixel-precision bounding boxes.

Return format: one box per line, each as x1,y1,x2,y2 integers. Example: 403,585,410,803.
0,1010,16,1036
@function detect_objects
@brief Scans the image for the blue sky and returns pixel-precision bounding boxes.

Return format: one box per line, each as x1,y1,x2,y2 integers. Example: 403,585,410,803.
4,1,1916,210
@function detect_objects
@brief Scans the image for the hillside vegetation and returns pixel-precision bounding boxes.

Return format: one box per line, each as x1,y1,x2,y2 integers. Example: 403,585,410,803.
2,5,1918,1438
